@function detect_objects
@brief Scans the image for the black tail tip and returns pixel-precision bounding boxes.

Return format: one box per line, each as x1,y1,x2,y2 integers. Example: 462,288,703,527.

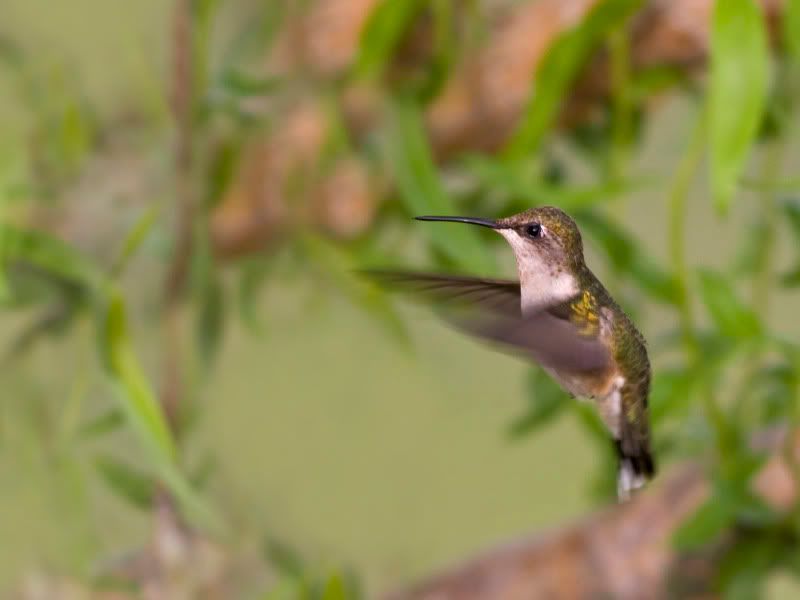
614,440,656,479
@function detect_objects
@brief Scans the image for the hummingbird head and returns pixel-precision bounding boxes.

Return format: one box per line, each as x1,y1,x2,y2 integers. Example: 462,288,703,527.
416,206,584,310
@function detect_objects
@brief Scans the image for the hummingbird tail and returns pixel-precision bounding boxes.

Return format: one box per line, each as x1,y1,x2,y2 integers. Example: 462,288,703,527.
614,439,655,502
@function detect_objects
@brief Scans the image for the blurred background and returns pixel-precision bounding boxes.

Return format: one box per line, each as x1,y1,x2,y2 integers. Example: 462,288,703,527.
2,0,800,598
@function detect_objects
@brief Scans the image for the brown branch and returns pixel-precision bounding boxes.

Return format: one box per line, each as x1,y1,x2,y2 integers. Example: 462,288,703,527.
384,427,800,600
162,0,195,427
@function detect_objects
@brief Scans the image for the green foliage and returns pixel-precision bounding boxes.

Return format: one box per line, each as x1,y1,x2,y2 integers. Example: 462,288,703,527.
385,102,493,273
709,0,770,213
505,0,642,158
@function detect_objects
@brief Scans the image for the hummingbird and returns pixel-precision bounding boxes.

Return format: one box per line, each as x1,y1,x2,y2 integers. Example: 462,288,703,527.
369,206,654,500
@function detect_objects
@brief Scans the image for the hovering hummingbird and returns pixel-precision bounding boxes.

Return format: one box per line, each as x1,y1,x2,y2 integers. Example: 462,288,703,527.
370,206,654,500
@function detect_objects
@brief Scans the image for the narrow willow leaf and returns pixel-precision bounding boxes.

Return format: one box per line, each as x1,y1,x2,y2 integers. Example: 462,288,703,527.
673,494,737,551
386,103,493,273
784,0,800,61
100,290,222,530
709,0,769,213
504,0,642,158
95,454,155,510
0,224,104,294
697,270,762,338
111,205,159,277
355,0,424,80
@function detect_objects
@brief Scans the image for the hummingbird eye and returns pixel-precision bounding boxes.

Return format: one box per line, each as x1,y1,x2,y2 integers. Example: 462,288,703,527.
525,223,543,239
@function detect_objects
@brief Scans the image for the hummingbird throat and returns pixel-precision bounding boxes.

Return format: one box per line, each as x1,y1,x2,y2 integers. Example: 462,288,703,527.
498,230,579,313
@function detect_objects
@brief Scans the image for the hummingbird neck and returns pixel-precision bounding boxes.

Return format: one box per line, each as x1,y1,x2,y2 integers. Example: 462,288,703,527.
516,258,580,315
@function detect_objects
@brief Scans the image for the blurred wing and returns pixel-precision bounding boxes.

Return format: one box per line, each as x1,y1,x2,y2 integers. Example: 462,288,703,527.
365,270,522,315
365,270,611,373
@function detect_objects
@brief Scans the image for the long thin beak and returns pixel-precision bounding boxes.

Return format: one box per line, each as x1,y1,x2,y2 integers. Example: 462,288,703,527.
415,215,502,229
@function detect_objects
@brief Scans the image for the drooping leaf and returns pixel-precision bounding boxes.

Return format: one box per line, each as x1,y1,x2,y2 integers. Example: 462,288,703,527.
354,0,425,80
709,0,769,212
386,102,493,273
697,270,762,339
673,493,737,551
95,454,156,511
237,258,271,336
99,290,221,530
504,0,642,158
508,368,569,438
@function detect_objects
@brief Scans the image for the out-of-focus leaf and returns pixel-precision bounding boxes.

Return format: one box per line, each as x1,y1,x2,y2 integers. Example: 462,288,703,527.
0,225,104,295
463,155,647,212
386,103,493,273
95,454,155,511
217,69,282,97
321,573,348,600
781,264,800,287
782,198,800,239
784,0,800,61
505,0,642,158
697,270,762,338
78,408,125,440
303,235,409,345
649,368,694,423
111,205,159,277
576,211,680,304
673,493,737,551
355,0,425,80
197,271,225,368
238,259,270,336
709,0,769,213
508,368,569,438
718,536,781,599
99,290,221,530
263,537,306,579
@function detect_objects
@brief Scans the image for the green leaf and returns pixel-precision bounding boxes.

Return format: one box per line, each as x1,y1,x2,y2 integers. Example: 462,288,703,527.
110,205,159,278
321,573,348,600
784,0,800,62
386,102,493,273
95,454,155,510
0,224,104,295
674,494,737,550
197,270,225,368
508,369,569,438
504,0,642,158
262,537,306,579
463,155,646,212
709,0,769,212
576,211,680,304
718,536,781,599
697,270,762,338
99,290,221,530
78,408,125,440
649,368,694,423
354,0,425,80
237,259,271,336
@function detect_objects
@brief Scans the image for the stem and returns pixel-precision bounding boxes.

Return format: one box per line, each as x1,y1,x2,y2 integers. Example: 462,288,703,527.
162,0,195,432
667,111,706,359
